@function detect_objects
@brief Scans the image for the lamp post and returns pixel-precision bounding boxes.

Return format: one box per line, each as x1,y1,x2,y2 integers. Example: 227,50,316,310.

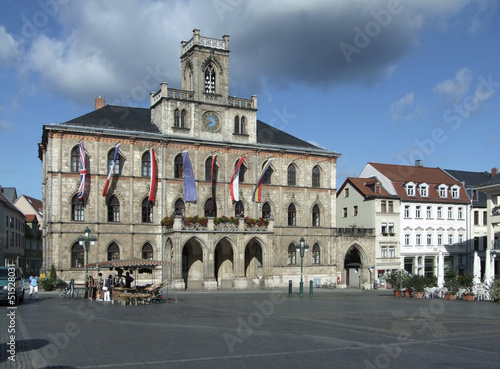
78,227,97,298
296,237,309,296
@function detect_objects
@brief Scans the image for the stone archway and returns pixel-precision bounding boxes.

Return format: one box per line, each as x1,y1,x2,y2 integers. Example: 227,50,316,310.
244,240,263,288
182,239,203,289
214,238,234,289
343,244,364,288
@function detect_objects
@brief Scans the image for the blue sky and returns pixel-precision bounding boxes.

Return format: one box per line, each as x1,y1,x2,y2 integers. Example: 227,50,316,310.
1,0,499,200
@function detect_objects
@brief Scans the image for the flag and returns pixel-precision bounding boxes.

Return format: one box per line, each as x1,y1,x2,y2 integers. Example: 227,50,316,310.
252,158,273,203
183,150,197,202
230,155,247,201
102,144,120,197
148,148,157,202
211,155,217,206
77,142,86,199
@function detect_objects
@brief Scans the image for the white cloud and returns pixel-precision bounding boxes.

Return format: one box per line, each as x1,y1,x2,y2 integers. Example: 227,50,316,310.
433,68,473,104
390,93,414,121
0,26,20,66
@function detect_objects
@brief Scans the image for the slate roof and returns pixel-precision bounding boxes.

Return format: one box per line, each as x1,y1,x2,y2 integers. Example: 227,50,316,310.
0,191,22,213
49,105,333,153
1,187,18,203
444,169,491,207
367,162,470,204
478,173,500,188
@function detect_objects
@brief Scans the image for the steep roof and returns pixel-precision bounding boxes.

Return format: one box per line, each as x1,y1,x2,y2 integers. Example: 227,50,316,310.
20,195,43,217
337,177,396,199
366,162,469,204
444,169,491,207
478,173,500,188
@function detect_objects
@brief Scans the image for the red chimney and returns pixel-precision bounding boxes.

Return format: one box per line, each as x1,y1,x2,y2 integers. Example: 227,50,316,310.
95,96,105,110
492,167,499,177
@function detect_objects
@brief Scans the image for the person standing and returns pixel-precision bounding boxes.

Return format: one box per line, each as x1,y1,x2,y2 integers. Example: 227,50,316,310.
29,271,39,300
125,272,134,288
103,275,112,301
97,272,104,301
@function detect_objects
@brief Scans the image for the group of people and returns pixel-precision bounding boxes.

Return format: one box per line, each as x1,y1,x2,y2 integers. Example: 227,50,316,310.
87,272,134,301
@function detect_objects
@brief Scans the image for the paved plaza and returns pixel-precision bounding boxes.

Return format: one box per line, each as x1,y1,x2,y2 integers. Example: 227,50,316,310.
2,287,500,369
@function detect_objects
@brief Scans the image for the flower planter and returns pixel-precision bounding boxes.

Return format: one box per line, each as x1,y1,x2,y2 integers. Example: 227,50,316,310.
413,291,424,298
404,290,412,298
393,290,401,298
462,294,475,301
444,293,456,300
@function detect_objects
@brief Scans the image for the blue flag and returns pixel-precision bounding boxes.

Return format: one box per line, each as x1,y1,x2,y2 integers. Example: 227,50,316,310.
183,150,197,202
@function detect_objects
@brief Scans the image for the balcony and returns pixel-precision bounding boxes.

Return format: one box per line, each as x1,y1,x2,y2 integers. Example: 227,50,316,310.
162,216,273,234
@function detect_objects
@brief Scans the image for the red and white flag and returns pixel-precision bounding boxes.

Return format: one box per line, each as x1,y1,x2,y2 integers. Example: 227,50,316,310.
230,155,247,201
148,148,157,202
252,158,273,203
102,144,120,197
77,142,86,199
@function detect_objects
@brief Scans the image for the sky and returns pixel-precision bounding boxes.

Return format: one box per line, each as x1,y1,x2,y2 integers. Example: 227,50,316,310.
1,0,499,200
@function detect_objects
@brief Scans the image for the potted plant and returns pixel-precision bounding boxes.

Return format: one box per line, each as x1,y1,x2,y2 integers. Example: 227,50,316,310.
385,270,406,297
459,273,475,301
444,269,459,300
408,275,434,298
489,279,500,302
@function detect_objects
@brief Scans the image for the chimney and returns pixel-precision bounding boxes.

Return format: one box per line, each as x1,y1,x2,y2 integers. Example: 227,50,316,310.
415,160,423,167
492,167,499,177
95,96,105,110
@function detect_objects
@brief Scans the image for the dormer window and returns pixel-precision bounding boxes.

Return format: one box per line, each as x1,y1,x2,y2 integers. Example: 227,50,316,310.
451,185,460,199
419,184,429,197
405,182,416,196
374,184,381,194
438,184,448,198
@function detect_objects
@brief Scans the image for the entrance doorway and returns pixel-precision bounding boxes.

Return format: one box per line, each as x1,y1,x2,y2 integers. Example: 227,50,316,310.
344,245,362,288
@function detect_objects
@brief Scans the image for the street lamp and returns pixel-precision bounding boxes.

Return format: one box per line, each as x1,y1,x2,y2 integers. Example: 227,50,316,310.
78,227,97,298
296,237,309,296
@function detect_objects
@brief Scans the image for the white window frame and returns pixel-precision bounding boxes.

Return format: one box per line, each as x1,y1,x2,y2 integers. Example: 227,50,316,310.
404,205,410,218
427,234,432,246
406,182,416,196
438,185,448,198
388,246,395,258
416,206,421,218
426,206,432,219
419,184,429,197
448,207,453,219
405,234,410,246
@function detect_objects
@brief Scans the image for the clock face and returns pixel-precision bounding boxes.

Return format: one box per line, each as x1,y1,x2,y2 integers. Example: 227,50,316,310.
202,111,221,132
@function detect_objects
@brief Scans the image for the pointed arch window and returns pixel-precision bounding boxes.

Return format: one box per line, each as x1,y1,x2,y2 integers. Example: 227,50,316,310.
312,204,320,227
234,160,247,183
312,243,320,264
262,163,273,185
204,65,216,93
174,198,185,216
287,164,297,186
287,244,297,265
181,109,187,128
262,202,271,219
235,201,245,218
234,116,240,134
71,243,84,268
107,196,120,222
107,243,120,261
142,197,153,223
205,156,218,181
71,146,80,172
72,195,84,221
312,166,320,188
204,198,216,217
288,204,296,226
174,154,184,178
108,148,121,175
142,151,151,177
142,243,154,260
174,109,180,127
240,117,246,134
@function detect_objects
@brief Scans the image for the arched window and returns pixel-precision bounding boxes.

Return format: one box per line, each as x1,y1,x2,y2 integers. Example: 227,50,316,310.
142,151,151,177
240,117,246,134
174,198,185,216
174,154,183,179
72,195,84,221
142,243,154,260
204,64,216,93
142,197,153,223
205,156,217,181
174,109,180,127
312,243,320,264
107,243,120,261
312,166,320,188
287,244,297,265
312,204,320,227
108,148,121,175
71,243,84,268
262,163,273,185
287,164,296,186
288,203,296,226
71,146,80,172
262,202,271,218
204,198,216,217
108,196,120,222
234,160,247,183
234,116,240,134
235,201,245,218
181,109,187,128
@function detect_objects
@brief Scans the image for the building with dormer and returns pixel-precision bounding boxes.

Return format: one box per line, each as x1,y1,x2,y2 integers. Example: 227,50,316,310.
38,30,342,290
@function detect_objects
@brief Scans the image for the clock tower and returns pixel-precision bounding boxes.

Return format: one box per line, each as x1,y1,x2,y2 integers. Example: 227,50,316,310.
150,29,258,144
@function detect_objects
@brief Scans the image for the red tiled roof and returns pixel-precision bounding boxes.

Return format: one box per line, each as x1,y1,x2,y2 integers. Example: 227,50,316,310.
338,177,395,198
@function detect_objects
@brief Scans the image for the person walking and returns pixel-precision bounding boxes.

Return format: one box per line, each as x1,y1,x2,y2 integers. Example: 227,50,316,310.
103,275,112,301
87,276,96,300
29,271,39,300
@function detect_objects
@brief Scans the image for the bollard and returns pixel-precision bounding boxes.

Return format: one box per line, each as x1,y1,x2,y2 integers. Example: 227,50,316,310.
288,280,292,295
309,280,313,296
